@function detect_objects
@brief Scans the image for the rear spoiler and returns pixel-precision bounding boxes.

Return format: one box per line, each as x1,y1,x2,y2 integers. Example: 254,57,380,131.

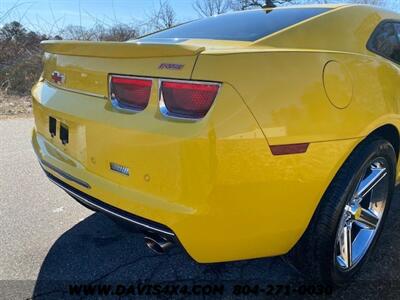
41,40,205,58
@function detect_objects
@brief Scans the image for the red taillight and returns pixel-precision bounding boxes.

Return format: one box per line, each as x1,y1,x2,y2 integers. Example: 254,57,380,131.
160,81,220,119
110,76,152,111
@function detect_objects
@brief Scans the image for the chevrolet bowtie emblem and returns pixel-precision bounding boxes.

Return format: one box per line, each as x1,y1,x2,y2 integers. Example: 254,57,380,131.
51,71,65,85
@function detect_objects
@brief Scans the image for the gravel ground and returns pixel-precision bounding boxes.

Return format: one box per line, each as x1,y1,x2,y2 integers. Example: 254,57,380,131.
0,118,399,299
0,93,32,118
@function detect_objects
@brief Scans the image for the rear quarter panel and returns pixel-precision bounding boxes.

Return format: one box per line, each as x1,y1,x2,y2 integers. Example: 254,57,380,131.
192,51,400,146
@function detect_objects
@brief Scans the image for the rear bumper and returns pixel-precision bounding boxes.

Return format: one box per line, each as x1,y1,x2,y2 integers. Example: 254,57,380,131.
32,81,362,263
40,164,175,238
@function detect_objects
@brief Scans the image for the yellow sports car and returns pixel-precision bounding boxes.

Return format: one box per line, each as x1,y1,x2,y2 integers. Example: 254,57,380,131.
32,4,400,284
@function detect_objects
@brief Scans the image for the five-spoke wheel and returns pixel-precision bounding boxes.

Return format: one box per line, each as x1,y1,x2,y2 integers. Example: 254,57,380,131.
335,158,389,270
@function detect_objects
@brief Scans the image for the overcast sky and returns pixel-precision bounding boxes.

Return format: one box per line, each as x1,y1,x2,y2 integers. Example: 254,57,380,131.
0,0,399,33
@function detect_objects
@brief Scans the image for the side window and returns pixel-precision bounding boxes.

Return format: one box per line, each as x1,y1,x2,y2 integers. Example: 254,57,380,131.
369,21,400,64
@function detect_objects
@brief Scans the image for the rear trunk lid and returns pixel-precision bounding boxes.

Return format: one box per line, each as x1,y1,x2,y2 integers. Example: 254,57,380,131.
33,38,266,222
41,40,206,97
37,39,240,185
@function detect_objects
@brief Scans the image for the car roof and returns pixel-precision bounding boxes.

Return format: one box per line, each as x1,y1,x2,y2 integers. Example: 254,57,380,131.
250,4,400,55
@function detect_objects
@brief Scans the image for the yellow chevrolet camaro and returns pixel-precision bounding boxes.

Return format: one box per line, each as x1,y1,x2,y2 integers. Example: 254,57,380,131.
32,4,400,284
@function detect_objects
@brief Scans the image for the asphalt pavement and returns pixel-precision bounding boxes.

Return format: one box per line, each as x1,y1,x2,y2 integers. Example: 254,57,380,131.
1,118,400,299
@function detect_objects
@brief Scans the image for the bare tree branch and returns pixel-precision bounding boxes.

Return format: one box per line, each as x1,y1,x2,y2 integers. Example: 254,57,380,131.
231,0,280,10
149,0,178,31
193,0,232,17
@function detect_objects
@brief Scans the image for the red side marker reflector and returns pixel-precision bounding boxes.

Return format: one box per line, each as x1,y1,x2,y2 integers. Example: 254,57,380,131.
270,143,309,155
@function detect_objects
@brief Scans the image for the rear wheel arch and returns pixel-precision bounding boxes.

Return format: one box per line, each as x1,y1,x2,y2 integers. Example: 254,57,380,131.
298,124,399,234
284,125,399,282
286,137,396,284
366,124,400,160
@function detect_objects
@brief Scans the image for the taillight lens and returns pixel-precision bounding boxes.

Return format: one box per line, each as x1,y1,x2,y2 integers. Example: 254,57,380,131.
110,76,152,111
160,81,220,119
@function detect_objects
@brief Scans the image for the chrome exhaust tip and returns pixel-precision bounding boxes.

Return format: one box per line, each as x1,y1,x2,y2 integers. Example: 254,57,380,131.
144,234,173,254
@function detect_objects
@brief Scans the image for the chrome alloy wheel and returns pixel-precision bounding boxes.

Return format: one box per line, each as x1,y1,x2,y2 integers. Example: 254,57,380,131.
334,157,389,271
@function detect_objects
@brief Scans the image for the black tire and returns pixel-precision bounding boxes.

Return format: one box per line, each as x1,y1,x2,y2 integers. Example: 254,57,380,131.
285,138,396,285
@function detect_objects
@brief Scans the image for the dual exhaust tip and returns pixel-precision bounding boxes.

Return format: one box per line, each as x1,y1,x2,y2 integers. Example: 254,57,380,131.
144,234,173,254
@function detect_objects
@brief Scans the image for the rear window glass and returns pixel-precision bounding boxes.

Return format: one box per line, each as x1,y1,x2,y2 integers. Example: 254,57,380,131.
140,8,330,42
